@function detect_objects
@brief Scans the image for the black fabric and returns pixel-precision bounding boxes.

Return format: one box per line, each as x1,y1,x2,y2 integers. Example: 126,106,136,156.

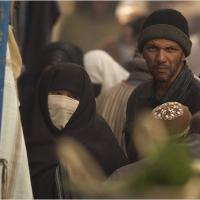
92,83,102,97
124,65,200,162
23,63,129,198
17,1,60,71
142,9,189,36
19,71,41,138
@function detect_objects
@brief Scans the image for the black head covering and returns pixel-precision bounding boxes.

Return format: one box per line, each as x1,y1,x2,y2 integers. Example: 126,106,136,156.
24,63,129,198
39,42,84,70
19,42,84,126
138,8,192,56
39,63,96,134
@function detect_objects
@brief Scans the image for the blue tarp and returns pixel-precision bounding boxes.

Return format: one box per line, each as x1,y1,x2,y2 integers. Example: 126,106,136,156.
0,1,10,134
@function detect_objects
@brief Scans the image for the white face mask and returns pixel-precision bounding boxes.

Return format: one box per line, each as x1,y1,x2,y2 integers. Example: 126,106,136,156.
48,94,79,130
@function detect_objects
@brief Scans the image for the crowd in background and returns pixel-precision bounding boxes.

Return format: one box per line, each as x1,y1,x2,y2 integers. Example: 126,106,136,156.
3,1,200,199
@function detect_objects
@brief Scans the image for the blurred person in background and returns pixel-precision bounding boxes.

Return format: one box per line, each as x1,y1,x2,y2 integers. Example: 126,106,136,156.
39,42,84,68
84,49,129,97
100,1,148,66
187,16,200,77
59,1,118,52
186,11,200,77
96,15,151,151
14,1,60,71
96,54,152,153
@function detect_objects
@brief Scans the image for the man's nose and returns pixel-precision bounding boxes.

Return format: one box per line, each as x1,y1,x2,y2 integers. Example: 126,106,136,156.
156,49,167,63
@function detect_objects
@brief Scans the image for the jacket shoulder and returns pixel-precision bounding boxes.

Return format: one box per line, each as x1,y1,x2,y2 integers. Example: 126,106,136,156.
128,80,153,101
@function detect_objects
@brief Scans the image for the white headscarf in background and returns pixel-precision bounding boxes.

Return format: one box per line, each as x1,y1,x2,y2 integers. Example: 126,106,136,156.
84,50,129,93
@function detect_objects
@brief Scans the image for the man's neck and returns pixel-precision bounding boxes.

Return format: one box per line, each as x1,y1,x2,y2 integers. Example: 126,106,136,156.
155,63,185,100
155,82,171,99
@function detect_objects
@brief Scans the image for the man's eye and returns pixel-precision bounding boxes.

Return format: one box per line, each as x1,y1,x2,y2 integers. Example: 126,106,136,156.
165,47,178,53
145,46,157,52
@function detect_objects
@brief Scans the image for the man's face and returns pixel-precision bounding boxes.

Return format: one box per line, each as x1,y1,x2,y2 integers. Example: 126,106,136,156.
143,38,185,84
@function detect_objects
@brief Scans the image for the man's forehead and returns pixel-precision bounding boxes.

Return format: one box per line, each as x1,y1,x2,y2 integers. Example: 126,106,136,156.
145,38,182,48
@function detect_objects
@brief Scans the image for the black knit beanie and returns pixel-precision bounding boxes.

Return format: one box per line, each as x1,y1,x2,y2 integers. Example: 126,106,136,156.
138,9,192,57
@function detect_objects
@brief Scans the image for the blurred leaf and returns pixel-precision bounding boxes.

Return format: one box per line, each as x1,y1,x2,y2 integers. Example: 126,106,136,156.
133,111,169,158
57,137,108,195
56,121,200,198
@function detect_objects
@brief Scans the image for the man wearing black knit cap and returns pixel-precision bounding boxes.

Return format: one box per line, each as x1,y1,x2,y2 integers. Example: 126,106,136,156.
124,9,200,162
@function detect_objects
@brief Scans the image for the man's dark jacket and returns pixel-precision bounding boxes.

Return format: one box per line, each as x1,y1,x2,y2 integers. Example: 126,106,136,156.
124,65,200,161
